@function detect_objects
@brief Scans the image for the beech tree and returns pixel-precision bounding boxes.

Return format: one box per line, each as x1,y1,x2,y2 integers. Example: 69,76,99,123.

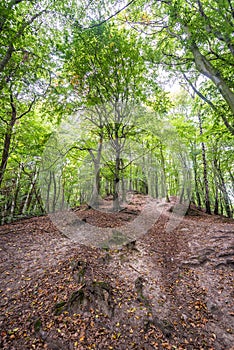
170,88,233,217
0,0,233,222
127,0,234,134
64,23,152,210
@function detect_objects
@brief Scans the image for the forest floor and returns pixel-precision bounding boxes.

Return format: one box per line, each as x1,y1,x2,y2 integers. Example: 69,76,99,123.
0,195,233,350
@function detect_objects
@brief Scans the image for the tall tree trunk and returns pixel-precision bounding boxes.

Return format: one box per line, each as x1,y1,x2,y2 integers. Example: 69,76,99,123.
191,146,202,209
129,151,133,192
89,137,103,208
105,179,110,196
1,201,8,225
198,113,211,214
217,165,232,218
212,154,219,215
155,166,159,198
213,153,232,218
10,162,23,220
0,96,17,188
112,121,122,211
113,151,121,211
121,176,126,203
52,171,57,212
33,188,45,214
22,169,38,214
0,92,35,189
46,171,52,212
159,143,170,202
220,196,224,215
213,186,219,215
229,171,234,191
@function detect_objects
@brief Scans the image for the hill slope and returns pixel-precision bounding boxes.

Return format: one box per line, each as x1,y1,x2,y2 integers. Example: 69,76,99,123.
0,198,233,349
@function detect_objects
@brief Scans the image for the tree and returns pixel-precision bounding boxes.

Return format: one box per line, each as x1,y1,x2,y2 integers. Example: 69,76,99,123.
0,110,51,223
65,23,151,210
1,0,233,223
169,87,233,217
0,0,54,188
127,0,234,134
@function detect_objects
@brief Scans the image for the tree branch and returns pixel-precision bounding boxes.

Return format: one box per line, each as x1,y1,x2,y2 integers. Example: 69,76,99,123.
84,0,136,29
17,95,36,120
188,39,234,117
182,72,234,135
0,9,48,75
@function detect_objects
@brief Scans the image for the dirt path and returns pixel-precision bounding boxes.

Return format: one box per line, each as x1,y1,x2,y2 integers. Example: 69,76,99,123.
0,199,233,350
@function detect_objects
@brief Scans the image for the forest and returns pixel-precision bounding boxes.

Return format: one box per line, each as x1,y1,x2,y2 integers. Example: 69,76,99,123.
0,0,233,223
0,1,234,350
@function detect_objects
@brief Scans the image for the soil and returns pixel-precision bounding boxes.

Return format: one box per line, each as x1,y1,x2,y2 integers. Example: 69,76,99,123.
0,195,233,350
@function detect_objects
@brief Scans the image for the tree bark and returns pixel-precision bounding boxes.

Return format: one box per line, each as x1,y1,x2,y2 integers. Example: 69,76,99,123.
190,42,234,120
0,96,17,188
159,143,170,202
89,137,103,208
22,169,38,214
192,151,201,209
113,151,121,211
212,151,220,215
198,112,211,214
217,164,232,218
10,162,23,220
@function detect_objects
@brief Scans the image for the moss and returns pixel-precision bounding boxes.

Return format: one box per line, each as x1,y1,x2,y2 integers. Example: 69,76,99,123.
34,318,42,332
54,301,67,315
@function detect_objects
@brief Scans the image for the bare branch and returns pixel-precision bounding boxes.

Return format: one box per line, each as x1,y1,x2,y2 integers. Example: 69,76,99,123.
17,95,36,120
84,0,136,29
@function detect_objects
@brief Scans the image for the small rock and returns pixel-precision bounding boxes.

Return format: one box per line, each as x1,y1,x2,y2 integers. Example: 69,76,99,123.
207,300,219,313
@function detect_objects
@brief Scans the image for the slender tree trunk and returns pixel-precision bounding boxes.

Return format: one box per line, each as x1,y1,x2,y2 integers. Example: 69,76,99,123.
112,121,122,211
105,179,110,196
46,171,52,212
219,192,224,216
54,171,63,211
22,169,38,214
1,201,8,225
217,166,232,218
212,154,219,215
129,152,133,191
159,143,170,202
10,162,23,220
61,181,65,210
213,152,232,218
52,171,57,212
229,171,234,191
213,186,219,215
79,189,83,205
89,137,103,208
33,188,45,214
0,92,35,189
155,167,159,198
113,151,121,211
192,148,201,209
134,168,138,192
198,113,211,214
0,98,17,188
